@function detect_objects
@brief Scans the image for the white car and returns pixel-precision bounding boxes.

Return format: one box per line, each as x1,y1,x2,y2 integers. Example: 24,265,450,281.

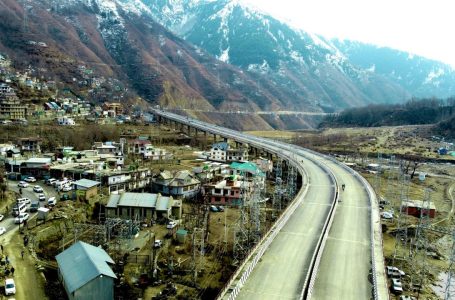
387,266,405,277
48,197,57,207
62,185,73,192
4,278,15,296
154,239,163,248
381,211,394,220
38,193,46,201
0,214,4,222
0,227,6,235
33,185,44,193
18,181,28,188
17,197,31,205
391,278,403,294
24,176,36,182
14,213,29,224
166,220,177,229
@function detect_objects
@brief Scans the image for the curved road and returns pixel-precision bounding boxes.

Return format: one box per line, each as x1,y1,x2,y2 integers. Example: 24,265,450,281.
152,109,384,300
310,159,372,299
237,155,335,299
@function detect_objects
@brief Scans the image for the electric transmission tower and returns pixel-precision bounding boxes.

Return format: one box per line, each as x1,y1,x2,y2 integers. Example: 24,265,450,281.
286,164,297,203
393,173,411,260
233,171,250,265
374,153,383,193
411,189,432,296
273,159,283,218
249,173,262,244
192,228,205,283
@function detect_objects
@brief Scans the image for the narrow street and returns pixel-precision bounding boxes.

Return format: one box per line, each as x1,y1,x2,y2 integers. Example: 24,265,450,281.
1,227,47,299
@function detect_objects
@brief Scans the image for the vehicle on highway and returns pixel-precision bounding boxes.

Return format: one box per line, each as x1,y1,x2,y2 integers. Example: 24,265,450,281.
154,240,163,248
166,220,177,229
391,278,403,294
17,181,28,188
33,185,44,193
12,202,27,217
29,201,40,212
45,178,57,186
387,266,405,277
24,176,36,182
48,197,57,207
381,211,394,220
14,212,29,224
4,278,16,295
0,214,3,221
17,197,31,204
38,193,46,201
0,227,6,235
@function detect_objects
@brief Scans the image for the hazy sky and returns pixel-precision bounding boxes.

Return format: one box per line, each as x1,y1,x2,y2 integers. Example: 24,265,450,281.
242,0,455,67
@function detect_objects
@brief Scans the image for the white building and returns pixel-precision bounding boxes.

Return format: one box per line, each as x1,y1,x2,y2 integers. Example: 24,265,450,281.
209,142,229,162
57,116,76,126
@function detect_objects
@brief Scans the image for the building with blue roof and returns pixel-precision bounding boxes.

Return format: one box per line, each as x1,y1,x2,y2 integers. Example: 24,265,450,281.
56,241,116,300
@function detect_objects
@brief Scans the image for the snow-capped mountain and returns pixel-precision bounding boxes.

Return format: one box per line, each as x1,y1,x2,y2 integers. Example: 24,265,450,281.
331,39,455,98
146,0,455,109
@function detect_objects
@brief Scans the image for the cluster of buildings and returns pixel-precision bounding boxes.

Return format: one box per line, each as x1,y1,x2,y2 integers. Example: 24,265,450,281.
0,53,139,125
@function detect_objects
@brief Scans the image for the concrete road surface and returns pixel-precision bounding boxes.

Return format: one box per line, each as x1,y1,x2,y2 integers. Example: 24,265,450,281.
311,161,372,299
237,156,335,300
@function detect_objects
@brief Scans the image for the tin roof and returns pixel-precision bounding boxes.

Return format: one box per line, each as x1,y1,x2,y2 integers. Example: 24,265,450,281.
56,241,116,294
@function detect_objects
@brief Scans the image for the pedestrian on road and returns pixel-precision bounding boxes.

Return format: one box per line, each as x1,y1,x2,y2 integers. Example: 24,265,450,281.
5,255,9,265
10,267,14,276
0,244,3,253
21,250,24,259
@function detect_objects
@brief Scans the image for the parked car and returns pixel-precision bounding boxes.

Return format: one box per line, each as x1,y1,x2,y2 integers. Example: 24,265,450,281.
381,211,394,220
48,197,57,207
45,178,56,186
166,220,177,229
387,266,406,277
217,206,225,212
33,185,44,193
38,193,46,201
209,205,219,212
154,240,163,248
14,212,29,224
0,214,3,221
60,193,70,201
399,296,416,300
24,176,36,182
62,185,73,192
17,181,28,188
391,278,403,294
17,197,31,204
0,227,6,235
4,278,16,295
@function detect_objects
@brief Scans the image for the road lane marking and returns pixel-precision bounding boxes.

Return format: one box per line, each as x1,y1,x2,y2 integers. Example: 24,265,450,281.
239,288,300,299
327,236,369,246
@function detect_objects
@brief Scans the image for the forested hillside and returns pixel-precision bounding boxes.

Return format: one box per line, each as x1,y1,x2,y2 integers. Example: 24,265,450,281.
320,98,455,128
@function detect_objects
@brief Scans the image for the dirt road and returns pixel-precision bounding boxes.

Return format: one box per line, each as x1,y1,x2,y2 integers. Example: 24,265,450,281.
1,227,47,300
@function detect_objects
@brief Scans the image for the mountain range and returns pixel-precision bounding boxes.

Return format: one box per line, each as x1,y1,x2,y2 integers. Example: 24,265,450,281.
0,0,454,130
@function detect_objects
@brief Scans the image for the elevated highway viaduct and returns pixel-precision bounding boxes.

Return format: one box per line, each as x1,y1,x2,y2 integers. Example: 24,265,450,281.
152,109,388,300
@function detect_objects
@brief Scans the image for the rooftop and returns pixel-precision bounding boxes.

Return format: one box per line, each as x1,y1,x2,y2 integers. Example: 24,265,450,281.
55,241,116,294
73,179,100,189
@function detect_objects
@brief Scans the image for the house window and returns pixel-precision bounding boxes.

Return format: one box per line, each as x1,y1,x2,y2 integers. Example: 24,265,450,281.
214,188,221,194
